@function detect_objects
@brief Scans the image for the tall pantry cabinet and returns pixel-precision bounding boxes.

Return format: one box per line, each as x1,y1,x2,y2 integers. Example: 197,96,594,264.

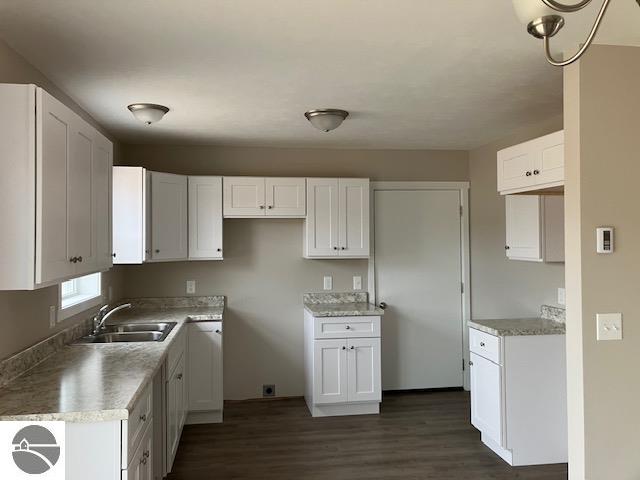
0,84,113,290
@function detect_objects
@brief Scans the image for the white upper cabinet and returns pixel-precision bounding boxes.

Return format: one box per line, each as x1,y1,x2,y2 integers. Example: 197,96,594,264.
188,176,223,260
265,177,306,216
505,195,564,263
113,167,150,264
305,178,369,258
0,84,113,290
497,130,564,195
223,177,265,217
151,172,188,261
223,177,306,217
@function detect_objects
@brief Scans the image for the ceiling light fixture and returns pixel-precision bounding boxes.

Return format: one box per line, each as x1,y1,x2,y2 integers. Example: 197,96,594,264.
513,0,640,67
127,103,170,125
304,109,349,132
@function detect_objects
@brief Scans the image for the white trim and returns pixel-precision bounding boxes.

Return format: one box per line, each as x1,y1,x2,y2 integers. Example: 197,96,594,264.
368,181,472,391
58,273,104,321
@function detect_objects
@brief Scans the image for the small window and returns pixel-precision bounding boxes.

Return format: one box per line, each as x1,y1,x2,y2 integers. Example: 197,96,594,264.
59,273,103,320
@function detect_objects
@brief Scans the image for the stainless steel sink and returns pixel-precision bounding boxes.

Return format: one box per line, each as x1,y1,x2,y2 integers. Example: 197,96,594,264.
74,322,177,344
100,322,175,334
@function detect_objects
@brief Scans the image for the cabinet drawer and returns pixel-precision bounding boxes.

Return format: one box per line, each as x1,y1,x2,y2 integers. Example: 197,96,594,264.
122,383,152,468
167,325,187,376
469,328,502,365
314,316,380,339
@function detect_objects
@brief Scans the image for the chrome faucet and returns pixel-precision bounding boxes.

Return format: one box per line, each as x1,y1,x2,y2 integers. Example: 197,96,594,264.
93,303,132,335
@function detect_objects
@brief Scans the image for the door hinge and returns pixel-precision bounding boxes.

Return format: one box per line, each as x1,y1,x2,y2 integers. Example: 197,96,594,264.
459,205,463,217
462,358,465,371
461,282,464,294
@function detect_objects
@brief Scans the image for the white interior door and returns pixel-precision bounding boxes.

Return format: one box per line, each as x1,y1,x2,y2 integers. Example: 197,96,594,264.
375,189,463,390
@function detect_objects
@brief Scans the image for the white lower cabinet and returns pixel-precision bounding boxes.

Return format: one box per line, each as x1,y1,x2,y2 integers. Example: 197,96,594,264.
122,424,153,480
186,322,224,422
469,327,568,466
304,311,381,417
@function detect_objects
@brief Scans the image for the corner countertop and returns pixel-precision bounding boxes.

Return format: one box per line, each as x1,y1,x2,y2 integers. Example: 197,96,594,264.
468,317,565,337
304,302,385,317
0,305,223,423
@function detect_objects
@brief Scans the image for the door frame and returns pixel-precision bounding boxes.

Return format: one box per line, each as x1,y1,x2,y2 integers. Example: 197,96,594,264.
368,181,471,390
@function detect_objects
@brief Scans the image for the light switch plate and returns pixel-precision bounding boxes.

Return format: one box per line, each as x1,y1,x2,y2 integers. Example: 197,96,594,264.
186,280,196,295
557,288,566,306
353,276,362,290
323,276,333,291
597,313,622,341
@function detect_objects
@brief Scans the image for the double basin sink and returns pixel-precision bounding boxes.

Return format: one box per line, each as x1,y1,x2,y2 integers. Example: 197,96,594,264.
75,322,177,344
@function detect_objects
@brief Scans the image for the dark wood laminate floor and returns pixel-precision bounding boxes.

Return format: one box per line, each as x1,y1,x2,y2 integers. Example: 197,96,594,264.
169,391,568,480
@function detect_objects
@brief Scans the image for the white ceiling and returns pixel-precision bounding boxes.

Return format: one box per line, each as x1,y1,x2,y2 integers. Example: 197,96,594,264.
0,1,638,149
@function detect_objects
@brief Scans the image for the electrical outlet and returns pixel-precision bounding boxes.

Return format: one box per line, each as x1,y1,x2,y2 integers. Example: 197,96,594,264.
49,306,56,328
353,276,362,290
323,276,332,291
557,288,566,306
186,280,196,295
263,384,276,397
597,313,623,341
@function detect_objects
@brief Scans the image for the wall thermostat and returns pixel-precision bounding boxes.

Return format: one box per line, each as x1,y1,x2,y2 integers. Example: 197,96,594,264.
596,227,614,254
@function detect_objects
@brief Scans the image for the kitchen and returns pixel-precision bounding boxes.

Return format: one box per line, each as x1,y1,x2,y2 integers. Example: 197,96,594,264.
0,2,639,480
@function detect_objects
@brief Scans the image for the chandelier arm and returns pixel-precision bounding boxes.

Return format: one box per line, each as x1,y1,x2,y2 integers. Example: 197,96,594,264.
541,0,593,13
542,0,611,66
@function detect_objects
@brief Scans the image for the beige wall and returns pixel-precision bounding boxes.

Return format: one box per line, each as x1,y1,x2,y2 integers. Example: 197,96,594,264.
0,39,123,360
564,45,640,480
119,145,468,399
469,116,565,318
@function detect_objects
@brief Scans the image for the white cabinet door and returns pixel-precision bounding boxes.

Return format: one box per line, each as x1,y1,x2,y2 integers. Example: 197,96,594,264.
532,131,564,187
505,195,542,262
470,352,503,447
497,146,535,194
188,176,223,260
338,179,369,257
113,167,147,264
36,89,75,284
151,172,188,261
265,178,306,217
187,322,223,411
313,339,348,404
166,353,186,472
223,177,266,217
347,337,381,402
125,424,153,480
305,178,339,257
92,134,113,271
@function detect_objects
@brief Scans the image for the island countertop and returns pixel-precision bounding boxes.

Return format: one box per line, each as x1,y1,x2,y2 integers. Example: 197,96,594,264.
0,305,223,422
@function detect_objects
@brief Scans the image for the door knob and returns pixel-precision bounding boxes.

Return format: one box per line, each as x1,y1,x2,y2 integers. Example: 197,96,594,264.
379,302,387,310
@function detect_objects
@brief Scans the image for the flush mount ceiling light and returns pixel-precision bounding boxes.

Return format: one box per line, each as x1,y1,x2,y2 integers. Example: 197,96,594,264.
513,0,640,67
304,109,349,132
127,103,170,125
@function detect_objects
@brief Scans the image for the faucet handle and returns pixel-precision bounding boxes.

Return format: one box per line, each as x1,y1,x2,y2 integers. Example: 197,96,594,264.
98,304,110,316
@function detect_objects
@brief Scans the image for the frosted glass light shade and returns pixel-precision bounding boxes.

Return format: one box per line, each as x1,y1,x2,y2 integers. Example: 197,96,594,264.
512,0,557,24
127,103,169,125
304,109,349,132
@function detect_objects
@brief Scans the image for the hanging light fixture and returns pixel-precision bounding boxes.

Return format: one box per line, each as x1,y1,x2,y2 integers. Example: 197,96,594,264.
513,0,639,67
127,103,170,125
304,109,349,132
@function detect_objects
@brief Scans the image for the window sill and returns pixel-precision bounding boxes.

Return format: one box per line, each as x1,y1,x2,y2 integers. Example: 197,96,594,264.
59,293,104,321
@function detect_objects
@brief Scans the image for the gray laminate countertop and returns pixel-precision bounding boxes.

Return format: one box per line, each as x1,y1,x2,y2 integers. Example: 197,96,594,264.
468,317,565,337
0,306,223,422
304,302,385,317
